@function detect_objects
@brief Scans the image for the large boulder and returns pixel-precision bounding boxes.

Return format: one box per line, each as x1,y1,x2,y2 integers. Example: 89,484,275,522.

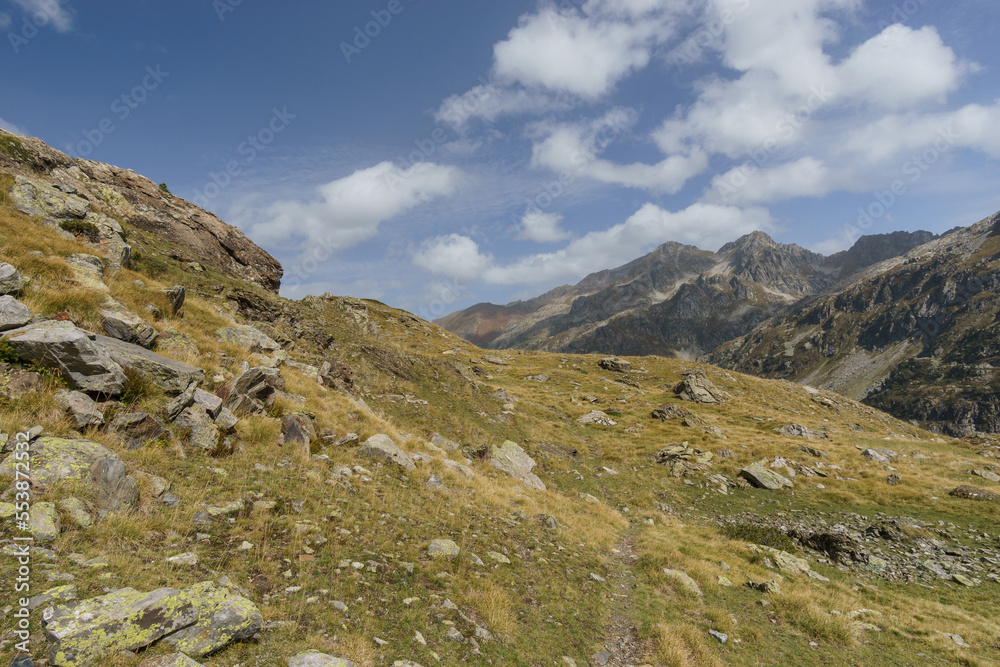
218,367,275,416
94,334,204,393
175,405,224,454
490,441,545,490
738,462,793,490
3,321,126,395
674,371,728,404
358,434,415,470
0,437,139,514
99,298,158,348
0,295,32,331
42,581,261,666
0,262,28,295
282,413,316,448
598,357,631,373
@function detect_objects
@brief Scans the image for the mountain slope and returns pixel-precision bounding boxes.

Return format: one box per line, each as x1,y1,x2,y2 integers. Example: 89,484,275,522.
706,213,1000,435
439,230,937,359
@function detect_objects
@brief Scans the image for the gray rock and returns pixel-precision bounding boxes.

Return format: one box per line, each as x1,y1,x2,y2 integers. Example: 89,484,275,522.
28,584,78,611
0,295,31,330
31,501,61,543
862,448,898,463
107,411,170,449
192,388,223,418
428,539,460,558
286,650,356,667
99,298,158,348
163,286,186,314
55,389,104,429
972,469,1000,483
674,372,727,404
282,413,316,447
3,321,126,395
599,357,631,372
214,407,239,431
139,655,205,667
220,367,274,415
216,324,281,353
430,432,461,452
88,455,141,516
58,497,94,528
94,334,205,394
490,441,545,490
66,253,108,291
175,405,224,454
0,262,28,295
358,434,415,470
776,424,829,440
166,382,197,420
738,462,793,490
441,459,475,479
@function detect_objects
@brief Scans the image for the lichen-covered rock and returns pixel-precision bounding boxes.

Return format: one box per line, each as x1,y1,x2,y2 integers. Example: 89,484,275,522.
282,413,316,447
0,295,31,330
358,434,415,470
175,405,224,454
28,584,77,611
66,253,108,291
216,324,281,352
286,650,356,667
738,462,793,490
55,389,104,429
428,539,460,558
490,441,545,490
661,568,703,596
3,321,126,395
31,501,61,543
94,334,204,394
674,372,728,404
775,424,829,440
58,497,94,529
42,581,261,666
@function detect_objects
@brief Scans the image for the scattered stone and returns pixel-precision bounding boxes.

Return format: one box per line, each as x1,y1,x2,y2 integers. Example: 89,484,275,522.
282,413,316,448
65,253,108,291
216,324,281,353
577,411,617,426
95,334,205,393
3,321,126,395
31,502,61,543
886,474,901,486
662,568,703,596
746,579,781,594
0,295,31,331
358,434,416,470
949,485,998,502
738,462,793,490
490,440,545,490
674,371,728,404
430,432,461,452
285,651,356,667
749,544,811,575
650,404,688,421
58,498,94,529
166,552,199,566
862,447,898,463
598,357,631,373
592,652,612,665
175,405,224,454
482,355,507,365
163,286,186,315
88,455,141,516
28,584,77,611
799,445,827,458
775,424,829,440
972,469,1000,483
55,389,104,429
488,551,511,564
428,539,460,558
708,630,728,644
937,632,970,647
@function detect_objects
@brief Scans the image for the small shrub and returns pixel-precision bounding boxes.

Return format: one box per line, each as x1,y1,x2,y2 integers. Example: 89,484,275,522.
158,183,171,195
0,337,17,364
720,522,798,551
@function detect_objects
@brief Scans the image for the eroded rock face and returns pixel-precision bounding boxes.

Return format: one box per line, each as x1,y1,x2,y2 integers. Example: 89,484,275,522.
1,129,281,291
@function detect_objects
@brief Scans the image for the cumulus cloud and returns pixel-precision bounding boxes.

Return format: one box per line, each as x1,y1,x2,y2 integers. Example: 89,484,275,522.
517,211,571,243
251,161,461,251
414,202,771,285
12,0,73,32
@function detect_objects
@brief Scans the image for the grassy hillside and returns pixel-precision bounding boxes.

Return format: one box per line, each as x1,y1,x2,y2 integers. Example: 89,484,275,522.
1,175,999,666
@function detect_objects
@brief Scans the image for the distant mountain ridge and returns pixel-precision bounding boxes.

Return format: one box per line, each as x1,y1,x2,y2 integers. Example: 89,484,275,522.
437,228,938,359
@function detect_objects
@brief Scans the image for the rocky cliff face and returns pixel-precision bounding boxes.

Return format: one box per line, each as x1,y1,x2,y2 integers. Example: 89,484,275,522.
706,214,1000,435
0,129,282,291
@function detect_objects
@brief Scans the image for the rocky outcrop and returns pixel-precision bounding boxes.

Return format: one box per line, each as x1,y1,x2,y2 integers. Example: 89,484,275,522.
3,321,127,395
1,128,282,291
490,441,545,490
95,334,205,393
358,434,416,470
707,213,1000,434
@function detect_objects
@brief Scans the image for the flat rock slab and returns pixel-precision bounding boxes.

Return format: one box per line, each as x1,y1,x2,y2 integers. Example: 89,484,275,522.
99,299,157,348
3,321,126,395
739,462,793,490
490,440,545,490
358,434,415,470
94,334,204,394
286,650,357,666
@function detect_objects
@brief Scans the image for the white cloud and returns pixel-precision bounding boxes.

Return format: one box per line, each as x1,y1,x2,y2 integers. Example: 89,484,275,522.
251,161,461,251
0,117,28,135
12,0,73,32
517,211,570,243
706,157,835,205
414,202,771,285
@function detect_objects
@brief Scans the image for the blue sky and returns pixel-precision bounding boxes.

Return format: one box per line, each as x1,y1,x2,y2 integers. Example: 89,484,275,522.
2,0,999,320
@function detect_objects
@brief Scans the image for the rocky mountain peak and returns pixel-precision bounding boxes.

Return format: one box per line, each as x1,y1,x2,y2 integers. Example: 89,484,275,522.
717,230,777,255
